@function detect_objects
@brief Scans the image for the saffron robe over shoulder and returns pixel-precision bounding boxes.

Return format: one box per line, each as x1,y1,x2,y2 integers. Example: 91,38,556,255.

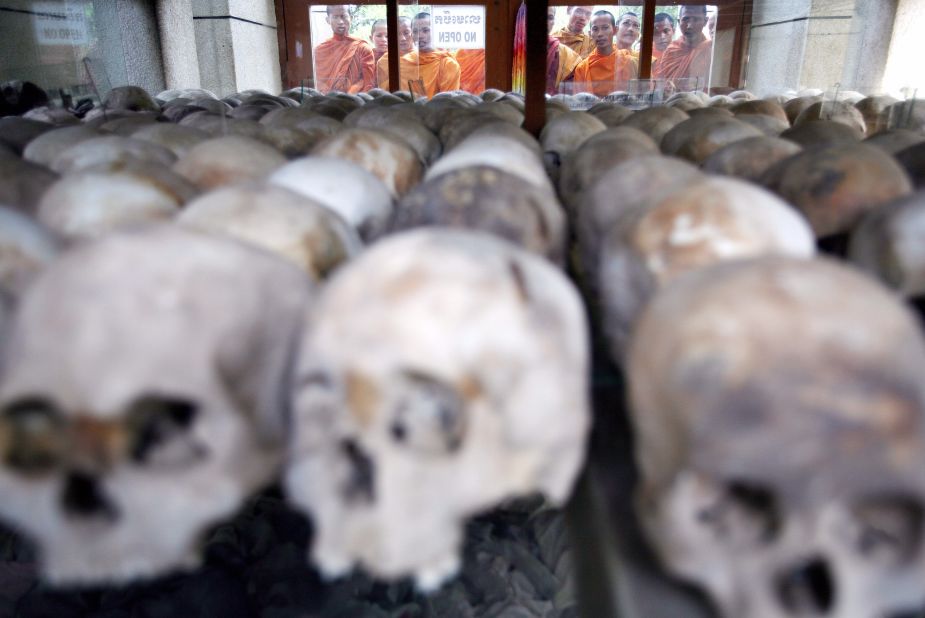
652,37,712,84
572,48,638,96
455,49,486,93
547,39,581,95
313,34,376,94
378,50,460,98
551,26,594,59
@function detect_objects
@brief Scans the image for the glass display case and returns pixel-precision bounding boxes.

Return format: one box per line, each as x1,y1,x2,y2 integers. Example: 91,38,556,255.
0,2,924,617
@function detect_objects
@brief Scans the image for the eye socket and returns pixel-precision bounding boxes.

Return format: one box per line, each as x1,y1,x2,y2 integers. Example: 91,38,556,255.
849,495,923,566
696,480,781,547
390,371,467,455
126,395,204,469
1,398,64,476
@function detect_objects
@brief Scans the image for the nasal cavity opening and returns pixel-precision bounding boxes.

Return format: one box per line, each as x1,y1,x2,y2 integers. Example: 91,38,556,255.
775,556,835,615
61,471,118,520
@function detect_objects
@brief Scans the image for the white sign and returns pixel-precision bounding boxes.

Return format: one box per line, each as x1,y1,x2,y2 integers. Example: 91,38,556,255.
431,6,485,49
33,2,89,46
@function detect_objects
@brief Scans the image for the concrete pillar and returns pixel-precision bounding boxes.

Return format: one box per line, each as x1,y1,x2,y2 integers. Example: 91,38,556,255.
840,0,897,93
882,0,925,96
191,0,282,96
744,0,812,96
157,0,202,90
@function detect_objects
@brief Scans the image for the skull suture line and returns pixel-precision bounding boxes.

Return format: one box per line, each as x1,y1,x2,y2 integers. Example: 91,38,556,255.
0,226,313,585
628,256,925,618
285,229,590,590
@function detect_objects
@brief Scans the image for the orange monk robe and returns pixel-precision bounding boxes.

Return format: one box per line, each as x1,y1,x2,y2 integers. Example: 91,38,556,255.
373,49,385,68
550,43,581,93
573,48,638,96
377,50,460,98
313,34,375,94
551,26,594,59
653,37,712,84
455,49,485,94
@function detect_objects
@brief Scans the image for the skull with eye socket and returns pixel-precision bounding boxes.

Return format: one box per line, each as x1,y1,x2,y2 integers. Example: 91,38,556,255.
0,226,312,585
628,256,925,617
285,229,590,590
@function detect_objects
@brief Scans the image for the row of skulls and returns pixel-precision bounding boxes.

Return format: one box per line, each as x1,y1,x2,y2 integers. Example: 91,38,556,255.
0,84,589,596
0,80,924,617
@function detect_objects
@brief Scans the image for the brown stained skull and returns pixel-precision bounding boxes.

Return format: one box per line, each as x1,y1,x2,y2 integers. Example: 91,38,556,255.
173,135,287,191
285,229,589,590
576,155,703,289
848,191,925,297
558,127,658,213
794,101,867,137
389,166,566,263
598,177,815,362
764,143,913,238
313,128,423,198
660,116,763,164
620,107,691,145
702,136,802,183
628,256,925,618
0,226,313,584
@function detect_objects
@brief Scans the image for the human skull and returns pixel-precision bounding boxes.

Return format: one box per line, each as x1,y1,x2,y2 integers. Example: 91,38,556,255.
628,256,925,617
0,206,58,295
0,226,312,584
390,166,566,263
285,229,589,590
598,177,816,362
268,156,393,242
178,183,361,280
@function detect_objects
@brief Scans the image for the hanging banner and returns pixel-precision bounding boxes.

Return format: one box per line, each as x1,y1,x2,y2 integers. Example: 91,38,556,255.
431,5,485,50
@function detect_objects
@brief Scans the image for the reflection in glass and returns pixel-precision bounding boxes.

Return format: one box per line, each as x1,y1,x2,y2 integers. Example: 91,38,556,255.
652,5,716,93
377,5,485,96
311,5,377,94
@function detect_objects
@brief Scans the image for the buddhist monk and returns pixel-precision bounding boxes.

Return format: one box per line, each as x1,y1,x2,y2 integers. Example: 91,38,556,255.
551,6,594,59
616,12,640,55
376,17,415,90
547,6,581,95
652,12,675,63
456,48,486,93
653,5,713,88
572,11,638,97
408,12,461,97
370,19,388,66
313,5,375,94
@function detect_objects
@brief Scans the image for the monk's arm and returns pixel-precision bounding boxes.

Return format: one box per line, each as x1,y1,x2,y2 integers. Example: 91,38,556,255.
440,58,461,92
349,45,376,94
376,56,389,90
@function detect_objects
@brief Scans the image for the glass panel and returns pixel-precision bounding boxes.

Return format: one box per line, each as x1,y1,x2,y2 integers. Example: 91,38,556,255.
546,5,644,98
386,4,486,97
0,0,130,109
651,5,717,95
309,4,386,94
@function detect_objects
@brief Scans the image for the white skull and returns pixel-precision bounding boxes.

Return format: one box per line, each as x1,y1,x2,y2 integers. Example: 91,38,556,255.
285,229,589,590
0,206,58,295
628,256,925,617
269,156,393,242
0,226,312,585
177,183,361,280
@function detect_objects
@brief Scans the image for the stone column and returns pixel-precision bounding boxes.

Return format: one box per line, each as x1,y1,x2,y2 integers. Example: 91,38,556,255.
157,0,202,90
191,0,282,96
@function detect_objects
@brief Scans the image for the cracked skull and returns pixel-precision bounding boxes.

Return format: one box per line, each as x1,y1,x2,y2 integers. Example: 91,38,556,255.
0,226,312,585
628,256,925,617
285,229,589,590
